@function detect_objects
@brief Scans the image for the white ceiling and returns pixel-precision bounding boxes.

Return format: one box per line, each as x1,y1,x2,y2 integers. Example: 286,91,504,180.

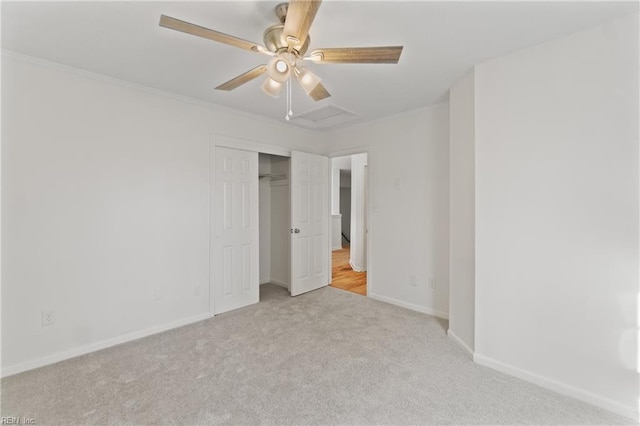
2,1,637,130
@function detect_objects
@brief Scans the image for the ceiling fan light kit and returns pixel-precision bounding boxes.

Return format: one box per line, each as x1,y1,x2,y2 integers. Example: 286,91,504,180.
295,66,322,95
267,56,291,83
159,0,403,117
261,77,284,98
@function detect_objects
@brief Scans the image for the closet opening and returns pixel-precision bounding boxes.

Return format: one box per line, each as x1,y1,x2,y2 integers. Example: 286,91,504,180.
258,153,291,295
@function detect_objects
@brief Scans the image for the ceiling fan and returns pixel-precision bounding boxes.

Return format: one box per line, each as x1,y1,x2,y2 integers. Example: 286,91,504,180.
159,0,403,104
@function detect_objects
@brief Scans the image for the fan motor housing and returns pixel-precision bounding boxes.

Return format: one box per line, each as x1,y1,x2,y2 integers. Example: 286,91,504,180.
263,24,310,55
264,3,311,55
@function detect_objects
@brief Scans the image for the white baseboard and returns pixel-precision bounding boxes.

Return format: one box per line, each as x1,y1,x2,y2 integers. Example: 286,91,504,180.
474,353,638,421
368,292,449,320
269,279,289,290
259,279,270,285
332,245,343,251
349,260,366,273
447,330,474,358
1,312,212,378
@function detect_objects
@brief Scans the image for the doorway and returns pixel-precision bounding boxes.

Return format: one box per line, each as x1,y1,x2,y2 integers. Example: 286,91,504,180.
330,153,368,296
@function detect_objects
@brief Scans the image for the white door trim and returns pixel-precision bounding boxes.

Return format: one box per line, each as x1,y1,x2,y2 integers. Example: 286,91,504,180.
327,146,370,159
327,147,372,297
212,133,291,158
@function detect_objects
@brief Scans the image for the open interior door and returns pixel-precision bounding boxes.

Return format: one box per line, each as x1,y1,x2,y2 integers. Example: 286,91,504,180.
213,146,259,314
290,151,329,296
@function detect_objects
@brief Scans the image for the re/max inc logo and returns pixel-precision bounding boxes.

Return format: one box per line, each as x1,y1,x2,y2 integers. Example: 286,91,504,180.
0,417,36,425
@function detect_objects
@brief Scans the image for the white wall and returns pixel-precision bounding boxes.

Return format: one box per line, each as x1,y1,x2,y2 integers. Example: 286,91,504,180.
448,69,476,354
331,214,342,251
1,53,323,374
473,13,639,418
350,153,368,271
331,167,340,215
258,154,272,284
325,104,450,318
330,160,343,250
340,186,351,241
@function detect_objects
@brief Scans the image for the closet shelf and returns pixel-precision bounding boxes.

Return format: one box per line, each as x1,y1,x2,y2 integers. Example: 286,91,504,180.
259,174,287,181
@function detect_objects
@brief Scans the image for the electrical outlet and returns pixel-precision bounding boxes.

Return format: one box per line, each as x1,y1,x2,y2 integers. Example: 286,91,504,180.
41,310,55,326
154,289,163,301
409,275,417,287
193,284,202,296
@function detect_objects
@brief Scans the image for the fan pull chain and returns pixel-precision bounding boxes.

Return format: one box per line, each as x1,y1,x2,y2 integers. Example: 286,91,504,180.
284,79,289,121
288,78,293,118
285,78,293,121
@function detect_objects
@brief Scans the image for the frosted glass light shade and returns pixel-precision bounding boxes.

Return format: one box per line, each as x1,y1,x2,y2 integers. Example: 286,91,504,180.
267,58,290,83
261,77,283,98
295,66,321,94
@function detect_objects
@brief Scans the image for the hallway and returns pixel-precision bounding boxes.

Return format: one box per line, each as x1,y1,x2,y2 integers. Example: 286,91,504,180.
330,247,367,296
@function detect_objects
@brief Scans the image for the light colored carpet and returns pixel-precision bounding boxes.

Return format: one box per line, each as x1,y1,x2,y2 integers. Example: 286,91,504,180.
1,284,633,425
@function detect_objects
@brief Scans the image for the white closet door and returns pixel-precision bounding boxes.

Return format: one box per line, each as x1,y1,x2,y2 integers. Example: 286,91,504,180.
290,151,329,296
214,146,259,314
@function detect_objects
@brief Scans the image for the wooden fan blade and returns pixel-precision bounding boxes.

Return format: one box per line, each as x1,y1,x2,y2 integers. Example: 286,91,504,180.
215,65,268,91
160,15,270,55
283,0,322,49
308,46,403,64
309,83,330,101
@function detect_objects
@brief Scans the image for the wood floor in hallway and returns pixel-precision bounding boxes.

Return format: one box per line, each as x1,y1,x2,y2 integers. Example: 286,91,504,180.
330,246,367,296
